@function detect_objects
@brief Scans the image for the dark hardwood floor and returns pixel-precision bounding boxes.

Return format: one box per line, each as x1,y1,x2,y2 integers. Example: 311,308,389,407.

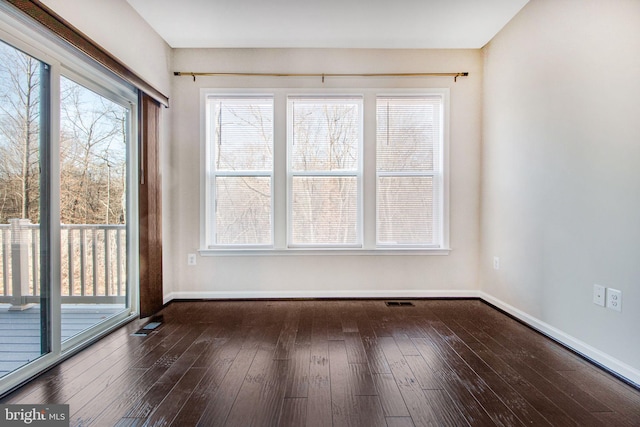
1,299,639,426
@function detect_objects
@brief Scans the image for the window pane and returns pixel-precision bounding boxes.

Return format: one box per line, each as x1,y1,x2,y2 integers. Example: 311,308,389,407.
377,97,441,172
59,76,130,342
215,177,272,245
207,96,274,247
377,176,435,245
291,99,360,171
0,40,48,376
210,97,273,171
291,177,357,245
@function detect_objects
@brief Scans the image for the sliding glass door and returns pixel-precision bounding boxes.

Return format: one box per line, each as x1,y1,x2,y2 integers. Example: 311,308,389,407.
0,19,138,391
0,40,50,378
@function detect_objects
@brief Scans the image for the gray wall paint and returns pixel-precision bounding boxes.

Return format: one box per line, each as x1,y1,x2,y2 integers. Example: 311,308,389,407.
481,0,640,375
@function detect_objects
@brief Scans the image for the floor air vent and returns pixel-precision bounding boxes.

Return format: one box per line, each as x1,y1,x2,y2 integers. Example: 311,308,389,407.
131,316,163,336
385,301,415,307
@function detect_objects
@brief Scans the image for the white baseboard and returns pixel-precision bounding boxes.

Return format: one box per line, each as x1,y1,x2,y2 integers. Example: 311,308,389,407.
162,289,639,386
480,291,640,387
163,289,480,305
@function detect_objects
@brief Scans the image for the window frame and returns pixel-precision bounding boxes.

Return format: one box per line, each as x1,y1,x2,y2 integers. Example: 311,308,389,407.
203,94,275,249
375,94,446,249
199,88,450,256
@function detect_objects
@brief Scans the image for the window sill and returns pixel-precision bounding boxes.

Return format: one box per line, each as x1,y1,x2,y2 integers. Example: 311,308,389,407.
199,248,452,257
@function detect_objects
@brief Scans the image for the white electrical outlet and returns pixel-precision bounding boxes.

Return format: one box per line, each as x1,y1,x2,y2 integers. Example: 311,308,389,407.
493,256,500,270
593,284,605,307
606,288,622,312
187,253,197,266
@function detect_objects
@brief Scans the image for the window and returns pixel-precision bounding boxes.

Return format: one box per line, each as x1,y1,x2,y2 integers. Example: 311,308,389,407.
376,96,444,247
205,96,274,247
288,97,362,247
201,89,448,253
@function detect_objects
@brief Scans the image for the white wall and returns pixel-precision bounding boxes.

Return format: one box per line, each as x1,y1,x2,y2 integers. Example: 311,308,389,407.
168,48,482,299
40,0,172,96
481,0,640,382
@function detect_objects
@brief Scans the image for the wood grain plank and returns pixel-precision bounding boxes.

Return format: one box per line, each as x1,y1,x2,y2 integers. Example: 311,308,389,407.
378,336,441,427
328,339,353,427
285,344,311,398
521,356,612,412
279,397,308,427
471,346,578,426
474,370,553,426
326,304,345,341
352,395,386,427
348,363,377,396
361,336,392,374
557,368,640,424
344,331,368,364
403,354,442,390
169,335,244,426
371,373,410,417
274,304,301,360
140,367,205,426
422,389,470,427
225,348,289,427
594,411,638,427
413,329,519,427
194,328,263,426
306,311,332,427
393,334,420,356
500,354,604,426
385,416,415,427
90,366,176,426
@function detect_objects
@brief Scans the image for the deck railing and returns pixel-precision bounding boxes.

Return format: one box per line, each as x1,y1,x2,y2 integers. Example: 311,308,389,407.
0,220,126,308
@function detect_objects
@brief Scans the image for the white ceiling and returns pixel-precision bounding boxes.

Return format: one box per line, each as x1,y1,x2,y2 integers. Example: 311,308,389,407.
126,0,529,49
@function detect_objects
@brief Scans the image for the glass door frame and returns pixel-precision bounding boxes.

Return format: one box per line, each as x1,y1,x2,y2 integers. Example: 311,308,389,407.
0,4,139,396
57,67,139,353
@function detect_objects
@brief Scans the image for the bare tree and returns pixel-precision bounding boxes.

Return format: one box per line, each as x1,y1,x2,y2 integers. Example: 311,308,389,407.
0,42,42,223
59,77,127,225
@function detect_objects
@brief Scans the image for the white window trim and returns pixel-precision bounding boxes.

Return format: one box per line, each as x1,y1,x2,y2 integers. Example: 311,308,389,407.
375,93,447,249
199,88,450,256
203,94,275,249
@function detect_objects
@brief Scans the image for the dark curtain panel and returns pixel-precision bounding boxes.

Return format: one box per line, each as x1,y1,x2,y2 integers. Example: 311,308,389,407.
139,93,163,317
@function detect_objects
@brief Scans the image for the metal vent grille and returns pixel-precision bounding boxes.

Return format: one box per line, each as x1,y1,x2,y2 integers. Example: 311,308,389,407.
131,316,163,336
385,301,415,307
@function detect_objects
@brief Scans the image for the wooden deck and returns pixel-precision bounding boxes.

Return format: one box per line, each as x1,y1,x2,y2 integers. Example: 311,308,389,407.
2,299,640,426
0,304,126,377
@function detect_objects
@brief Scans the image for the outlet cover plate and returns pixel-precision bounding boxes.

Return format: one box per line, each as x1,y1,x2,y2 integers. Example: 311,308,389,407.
607,288,622,312
593,284,605,307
